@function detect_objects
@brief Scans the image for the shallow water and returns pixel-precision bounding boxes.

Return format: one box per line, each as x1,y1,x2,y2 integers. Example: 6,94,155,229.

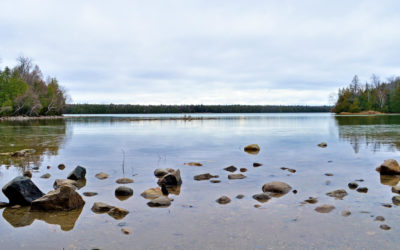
1,113,400,249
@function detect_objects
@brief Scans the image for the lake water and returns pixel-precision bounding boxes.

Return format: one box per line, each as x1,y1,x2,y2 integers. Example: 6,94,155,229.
1,113,400,249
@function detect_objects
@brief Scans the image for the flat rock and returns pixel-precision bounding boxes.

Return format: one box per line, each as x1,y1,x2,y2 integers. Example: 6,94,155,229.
115,186,133,197
392,186,400,194
210,180,221,183
40,173,51,179
31,186,85,211
375,216,385,221
325,173,333,176
304,197,318,204
380,224,391,230
253,162,262,167
262,181,292,195
326,189,348,199
224,166,237,172
185,162,202,166
67,166,86,180
348,182,358,189
157,169,182,187
95,172,109,180
83,192,98,197
53,179,78,190
356,187,368,193
147,196,172,207
318,142,327,148
141,188,163,200
108,207,129,220
252,193,271,203
244,144,260,154
2,176,45,205
116,178,134,184
216,196,231,204
194,173,218,181
315,204,335,213
91,202,115,213
228,174,246,180
376,159,400,175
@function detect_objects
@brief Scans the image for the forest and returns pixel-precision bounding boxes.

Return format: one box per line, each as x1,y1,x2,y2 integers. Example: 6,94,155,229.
65,104,331,114
0,57,66,116
333,75,400,113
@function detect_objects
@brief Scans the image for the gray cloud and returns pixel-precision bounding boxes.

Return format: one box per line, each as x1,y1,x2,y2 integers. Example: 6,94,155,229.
1,0,400,105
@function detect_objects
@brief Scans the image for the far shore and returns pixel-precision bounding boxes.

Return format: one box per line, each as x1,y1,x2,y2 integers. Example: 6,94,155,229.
0,116,65,121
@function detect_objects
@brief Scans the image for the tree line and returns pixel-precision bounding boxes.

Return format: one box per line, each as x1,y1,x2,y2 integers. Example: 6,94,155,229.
0,57,66,116
333,74,400,113
65,104,331,114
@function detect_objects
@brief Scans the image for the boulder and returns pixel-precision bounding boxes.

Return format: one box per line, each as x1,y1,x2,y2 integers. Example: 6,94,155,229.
116,177,134,184
315,204,335,213
95,172,109,180
147,196,172,207
31,186,85,211
108,207,129,220
224,166,237,172
91,202,115,213
376,159,400,175
244,144,260,154
326,189,348,199
194,173,218,181
2,176,44,205
262,181,292,195
67,166,86,180
252,193,271,203
154,169,169,178
228,174,246,180
157,169,182,186
115,186,133,197
141,187,163,200
53,179,78,190
216,196,231,204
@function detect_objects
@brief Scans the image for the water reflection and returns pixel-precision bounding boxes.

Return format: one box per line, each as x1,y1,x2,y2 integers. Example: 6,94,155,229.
2,206,83,231
0,120,68,169
335,115,400,153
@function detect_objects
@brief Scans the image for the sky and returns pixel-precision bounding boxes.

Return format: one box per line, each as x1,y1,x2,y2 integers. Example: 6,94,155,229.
1,0,400,105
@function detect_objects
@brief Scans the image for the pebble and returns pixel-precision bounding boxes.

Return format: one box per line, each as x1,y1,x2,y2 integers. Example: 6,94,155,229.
253,163,262,167
325,173,333,176
348,182,358,189
210,180,221,183
224,166,237,172
40,173,51,179
121,228,131,235
375,216,385,222
254,204,261,208
341,210,351,217
83,192,98,197
58,164,65,170
240,168,247,172
236,194,244,199
380,224,391,230
356,187,368,193
216,196,231,205
95,172,109,180
315,204,335,213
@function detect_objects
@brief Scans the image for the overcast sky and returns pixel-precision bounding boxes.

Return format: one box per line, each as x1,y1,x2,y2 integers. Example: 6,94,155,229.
1,0,400,105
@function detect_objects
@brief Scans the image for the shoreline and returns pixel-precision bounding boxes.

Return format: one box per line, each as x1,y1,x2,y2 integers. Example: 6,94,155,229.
0,116,65,121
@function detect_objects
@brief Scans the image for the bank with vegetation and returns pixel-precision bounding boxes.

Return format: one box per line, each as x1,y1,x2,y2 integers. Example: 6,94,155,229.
0,57,66,117
333,75,400,114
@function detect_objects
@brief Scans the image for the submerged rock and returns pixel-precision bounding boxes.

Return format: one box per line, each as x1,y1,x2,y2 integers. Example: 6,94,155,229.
194,173,218,181
392,195,400,205
83,192,98,197
216,196,231,205
228,174,246,180
376,159,400,175
108,207,129,220
262,181,292,196
315,204,335,213
91,202,115,213
348,182,359,189
185,162,202,167
341,210,351,217
141,188,163,200
392,186,400,194
147,196,172,207
31,186,85,211
115,186,133,197
253,162,262,167
356,187,368,193
380,224,391,230
40,173,51,179
157,169,182,187
67,166,86,180
95,172,109,180
375,216,385,221
326,189,348,199
252,193,271,203
380,175,400,186
116,177,134,184
317,142,327,148
224,166,237,172
304,197,318,204
2,176,44,206
244,144,260,154
236,194,244,199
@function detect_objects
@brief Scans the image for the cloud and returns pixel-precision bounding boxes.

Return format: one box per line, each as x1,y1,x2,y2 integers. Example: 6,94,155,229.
1,0,400,105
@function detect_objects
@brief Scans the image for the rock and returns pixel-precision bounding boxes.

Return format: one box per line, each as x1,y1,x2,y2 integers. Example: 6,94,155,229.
392,195,400,205
83,192,98,197
326,189,348,199
262,181,292,196
228,174,246,180
67,166,86,180
115,186,133,197
341,210,351,217
53,179,78,190
382,203,392,208
240,168,247,172
317,142,327,148
380,175,400,186
304,197,318,204
116,178,134,184
216,196,231,204
356,187,368,193
11,149,35,157
91,202,115,213
315,204,335,213
95,172,109,180
2,176,45,205
0,202,9,208
185,162,202,166
46,166,51,169
121,228,131,235
288,169,296,173
210,180,221,183
141,188,163,200
236,194,244,199
108,207,129,220
380,224,391,230
31,186,85,211
147,196,172,207
325,180,331,185
254,204,261,208
348,182,358,189
252,193,271,203
324,173,333,177
157,169,182,187
253,162,262,167
23,171,32,178
32,166,39,170
280,167,288,170
58,164,65,170
40,173,51,179
224,166,237,172
292,190,298,194
154,169,169,178
392,186,400,194
244,144,260,154
376,159,400,175
375,216,385,221
194,173,218,181
355,179,364,182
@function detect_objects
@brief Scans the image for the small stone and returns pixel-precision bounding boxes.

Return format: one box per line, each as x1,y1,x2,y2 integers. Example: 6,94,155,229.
58,164,65,170
318,142,327,148
47,166,51,169
254,204,261,208
140,188,162,200
280,167,288,170
325,180,331,185
224,166,237,172
32,166,39,170
95,172,109,180
376,159,400,175
348,182,358,189
194,173,218,181
23,171,32,178
355,179,364,182
147,196,172,207
108,207,129,220
292,190,298,194
288,169,296,173
116,178,134,184
236,194,244,199
304,197,318,204
380,224,391,230
315,204,335,213
382,203,392,208
240,168,247,172
115,186,133,197
375,216,385,221
210,180,221,183
185,162,202,166
253,162,262,167
216,196,231,204
341,210,351,217
356,187,368,193
325,173,333,177
40,173,51,179
392,195,400,205
31,185,85,211
121,228,131,235
228,174,246,180
154,169,168,177
91,202,115,213
252,193,271,203
326,189,348,199
262,181,292,196
244,144,260,154
392,186,400,194
83,192,98,197
53,179,78,190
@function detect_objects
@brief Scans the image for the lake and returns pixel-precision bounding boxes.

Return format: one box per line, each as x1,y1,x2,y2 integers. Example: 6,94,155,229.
1,113,400,249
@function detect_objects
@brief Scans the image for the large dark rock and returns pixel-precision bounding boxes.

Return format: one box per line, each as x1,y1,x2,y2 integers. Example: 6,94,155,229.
2,176,44,206
31,185,85,211
67,166,86,180
157,169,182,187
115,186,133,197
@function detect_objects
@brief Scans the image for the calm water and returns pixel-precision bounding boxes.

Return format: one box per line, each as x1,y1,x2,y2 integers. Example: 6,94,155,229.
1,113,400,249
